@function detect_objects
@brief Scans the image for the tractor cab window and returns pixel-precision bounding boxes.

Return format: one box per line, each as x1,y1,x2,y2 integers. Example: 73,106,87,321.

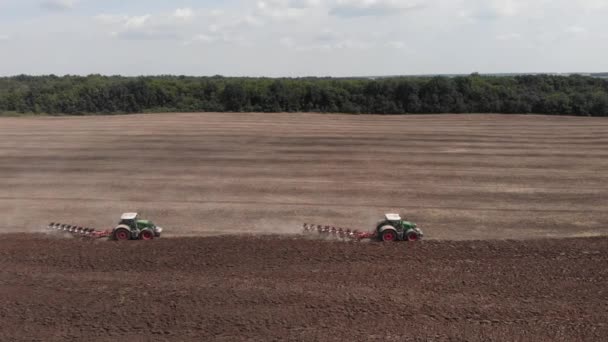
120,219,136,229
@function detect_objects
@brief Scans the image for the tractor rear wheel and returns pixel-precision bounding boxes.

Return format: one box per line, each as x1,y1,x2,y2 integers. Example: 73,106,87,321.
380,229,397,242
113,228,131,241
139,229,154,240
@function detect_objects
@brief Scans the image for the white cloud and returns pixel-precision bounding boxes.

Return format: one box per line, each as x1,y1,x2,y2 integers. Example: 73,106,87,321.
279,36,296,48
2,0,608,76
94,7,260,43
191,34,215,43
565,26,587,34
290,0,322,8
387,41,406,49
281,28,374,51
124,15,151,29
315,29,341,42
331,39,372,49
98,13,182,41
462,0,608,22
96,10,199,41
486,0,520,16
258,0,321,10
186,17,258,47
95,14,129,25
173,8,194,20
575,0,608,11
462,0,525,20
40,0,77,11
496,33,521,41
253,0,325,20
210,9,225,17
329,0,424,17
222,14,264,30
186,31,248,46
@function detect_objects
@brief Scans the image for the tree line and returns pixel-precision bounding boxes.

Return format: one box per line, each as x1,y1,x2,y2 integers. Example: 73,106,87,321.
0,74,607,116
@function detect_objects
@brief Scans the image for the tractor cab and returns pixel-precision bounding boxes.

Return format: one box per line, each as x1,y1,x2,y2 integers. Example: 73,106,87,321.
119,212,139,228
384,213,417,230
380,213,405,230
384,213,402,223
118,212,156,229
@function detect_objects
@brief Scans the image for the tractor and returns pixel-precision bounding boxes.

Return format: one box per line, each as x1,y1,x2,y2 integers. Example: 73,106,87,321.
374,213,423,242
47,212,163,241
303,213,424,242
112,212,163,241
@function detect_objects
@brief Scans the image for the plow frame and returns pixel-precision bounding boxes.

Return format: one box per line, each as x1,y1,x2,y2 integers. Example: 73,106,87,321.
302,223,376,241
47,222,112,239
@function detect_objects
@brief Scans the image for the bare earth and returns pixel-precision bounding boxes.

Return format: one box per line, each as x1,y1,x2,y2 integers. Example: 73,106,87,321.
0,113,607,341
1,234,606,341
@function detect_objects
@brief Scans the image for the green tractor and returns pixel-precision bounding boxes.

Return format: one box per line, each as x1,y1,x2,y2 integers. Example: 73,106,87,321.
374,213,423,242
112,213,163,241
47,212,164,240
303,213,424,242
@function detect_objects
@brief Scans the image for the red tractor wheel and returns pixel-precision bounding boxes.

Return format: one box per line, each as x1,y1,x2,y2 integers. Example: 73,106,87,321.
139,229,154,241
381,229,397,242
113,228,130,241
406,231,420,241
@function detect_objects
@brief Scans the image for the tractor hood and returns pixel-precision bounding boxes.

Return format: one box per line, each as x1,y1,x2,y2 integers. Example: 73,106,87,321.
402,221,417,229
136,220,156,229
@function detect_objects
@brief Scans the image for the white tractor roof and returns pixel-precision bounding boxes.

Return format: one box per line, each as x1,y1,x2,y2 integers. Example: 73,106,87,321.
121,212,138,220
385,213,401,221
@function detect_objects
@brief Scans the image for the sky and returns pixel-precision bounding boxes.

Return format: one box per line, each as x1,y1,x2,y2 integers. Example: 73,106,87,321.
0,0,607,77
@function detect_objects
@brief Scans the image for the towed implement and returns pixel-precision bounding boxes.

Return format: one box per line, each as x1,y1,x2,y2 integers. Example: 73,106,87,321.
48,212,163,241
303,213,423,242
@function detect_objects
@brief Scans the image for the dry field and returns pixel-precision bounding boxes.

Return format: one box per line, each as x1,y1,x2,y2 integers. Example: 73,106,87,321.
1,112,607,239
1,113,607,341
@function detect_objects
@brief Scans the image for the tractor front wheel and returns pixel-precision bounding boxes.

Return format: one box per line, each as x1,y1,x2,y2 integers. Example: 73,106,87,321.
406,231,420,241
113,228,131,241
380,229,397,242
139,229,154,241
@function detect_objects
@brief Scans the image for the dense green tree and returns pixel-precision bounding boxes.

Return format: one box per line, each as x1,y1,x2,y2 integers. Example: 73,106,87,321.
0,74,607,116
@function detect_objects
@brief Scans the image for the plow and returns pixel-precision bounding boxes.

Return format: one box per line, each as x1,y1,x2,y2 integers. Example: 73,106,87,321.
303,213,423,242
47,223,112,239
47,212,163,241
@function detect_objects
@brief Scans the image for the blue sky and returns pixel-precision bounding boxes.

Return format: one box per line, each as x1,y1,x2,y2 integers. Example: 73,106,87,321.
0,0,606,76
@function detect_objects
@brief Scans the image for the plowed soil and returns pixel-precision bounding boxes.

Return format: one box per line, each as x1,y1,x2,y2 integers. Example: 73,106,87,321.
0,234,606,341
1,113,607,341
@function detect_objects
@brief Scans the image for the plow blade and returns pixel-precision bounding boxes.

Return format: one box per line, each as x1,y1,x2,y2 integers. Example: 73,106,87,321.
302,223,375,241
47,222,111,239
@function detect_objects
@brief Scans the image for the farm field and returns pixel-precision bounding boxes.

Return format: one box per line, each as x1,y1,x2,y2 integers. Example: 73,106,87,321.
0,234,606,341
0,112,607,341
1,112,607,239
